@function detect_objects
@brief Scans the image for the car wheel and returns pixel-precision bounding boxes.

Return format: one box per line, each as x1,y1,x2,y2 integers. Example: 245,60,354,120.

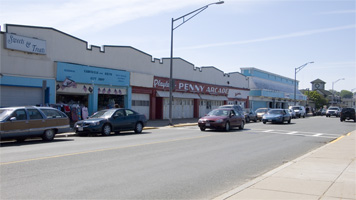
42,129,55,141
225,122,230,132
102,124,112,136
288,118,291,124
134,122,143,133
254,118,257,122
246,117,250,123
263,121,266,124
239,121,244,130
200,127,206,131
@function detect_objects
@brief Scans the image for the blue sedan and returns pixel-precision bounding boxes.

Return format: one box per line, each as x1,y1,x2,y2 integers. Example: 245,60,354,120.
74,108,147,136
262,109,292,124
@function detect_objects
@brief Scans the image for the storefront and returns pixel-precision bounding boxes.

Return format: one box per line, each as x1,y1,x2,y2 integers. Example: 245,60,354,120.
152,77,248,119
55,62,130,121
241,67,307,111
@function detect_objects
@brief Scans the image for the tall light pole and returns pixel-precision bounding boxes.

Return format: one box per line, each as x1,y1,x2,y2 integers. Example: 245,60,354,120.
332,78,345,105
168,1,224,125
294,62,314,105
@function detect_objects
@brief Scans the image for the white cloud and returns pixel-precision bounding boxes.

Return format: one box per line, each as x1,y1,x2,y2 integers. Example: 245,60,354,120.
0,0,212,33
173,24,356,50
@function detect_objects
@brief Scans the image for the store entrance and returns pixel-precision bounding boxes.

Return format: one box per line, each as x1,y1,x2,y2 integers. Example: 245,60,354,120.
56,94,89,124
98,94,124,110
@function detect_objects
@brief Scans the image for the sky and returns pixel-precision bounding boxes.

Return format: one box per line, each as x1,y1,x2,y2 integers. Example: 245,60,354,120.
1,0,355,92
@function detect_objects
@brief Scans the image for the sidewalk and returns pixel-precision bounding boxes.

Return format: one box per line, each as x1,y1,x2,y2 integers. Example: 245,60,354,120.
214,130,356,200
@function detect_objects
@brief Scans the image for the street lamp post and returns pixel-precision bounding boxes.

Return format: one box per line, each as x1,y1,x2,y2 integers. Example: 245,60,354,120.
294,62,314,105
168,1,224,125
332,78,345,105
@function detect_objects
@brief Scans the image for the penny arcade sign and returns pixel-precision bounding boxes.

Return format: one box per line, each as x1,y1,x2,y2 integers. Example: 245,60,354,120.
153,77,229,95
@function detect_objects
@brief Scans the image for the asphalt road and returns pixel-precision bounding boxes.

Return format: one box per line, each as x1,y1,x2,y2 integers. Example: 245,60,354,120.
1,116,355,199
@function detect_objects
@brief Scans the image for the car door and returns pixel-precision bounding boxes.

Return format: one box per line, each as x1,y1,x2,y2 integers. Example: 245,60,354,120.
124,109,138,129
229,110,240,127
27,108,46,136
111,109,128,131
1,109,29,138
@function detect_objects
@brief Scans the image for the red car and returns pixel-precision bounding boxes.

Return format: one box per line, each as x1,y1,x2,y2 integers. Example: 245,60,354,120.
198,108,245,131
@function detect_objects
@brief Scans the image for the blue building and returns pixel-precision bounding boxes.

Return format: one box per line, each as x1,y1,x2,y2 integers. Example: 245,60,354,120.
241,68,306,111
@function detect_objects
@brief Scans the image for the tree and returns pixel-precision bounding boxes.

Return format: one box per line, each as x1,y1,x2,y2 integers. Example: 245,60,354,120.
304,91,328,109
340,90,353,98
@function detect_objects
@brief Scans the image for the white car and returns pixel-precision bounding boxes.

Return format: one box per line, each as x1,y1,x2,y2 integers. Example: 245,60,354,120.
326,107,340,117
289,106,306,118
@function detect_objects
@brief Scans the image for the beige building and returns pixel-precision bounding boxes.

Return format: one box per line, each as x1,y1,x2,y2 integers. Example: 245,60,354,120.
1,24,249,120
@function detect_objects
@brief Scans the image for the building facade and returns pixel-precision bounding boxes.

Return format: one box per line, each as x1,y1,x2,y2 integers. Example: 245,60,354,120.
0,24,249,120
241,67,307,111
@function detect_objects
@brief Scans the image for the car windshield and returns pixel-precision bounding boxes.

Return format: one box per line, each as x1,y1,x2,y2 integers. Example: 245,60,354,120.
291,107,300,110
0,109,13,121
268,110,283,115
207,109,229,117
329,108,339,110
89,110,116,119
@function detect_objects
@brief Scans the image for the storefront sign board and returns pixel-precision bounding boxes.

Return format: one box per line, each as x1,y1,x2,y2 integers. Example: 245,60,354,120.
227,89,249,99
57,62,129,86
5,33,46,54
153,77,229,95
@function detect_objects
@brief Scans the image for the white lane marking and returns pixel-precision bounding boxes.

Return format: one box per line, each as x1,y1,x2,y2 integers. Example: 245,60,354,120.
252,129,339,139
313,133,323,137
286,131,298,135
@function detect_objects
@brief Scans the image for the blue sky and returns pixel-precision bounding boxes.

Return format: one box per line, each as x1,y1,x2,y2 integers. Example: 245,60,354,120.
1,0,355,92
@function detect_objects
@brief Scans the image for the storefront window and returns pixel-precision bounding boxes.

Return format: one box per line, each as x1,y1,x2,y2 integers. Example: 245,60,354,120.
98,94,124,110
56,94,88,106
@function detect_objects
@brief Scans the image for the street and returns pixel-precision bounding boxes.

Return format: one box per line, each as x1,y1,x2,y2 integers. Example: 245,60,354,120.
1,116,355,199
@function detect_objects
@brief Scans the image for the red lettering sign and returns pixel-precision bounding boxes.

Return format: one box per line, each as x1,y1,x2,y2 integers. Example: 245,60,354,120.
153,77,229,95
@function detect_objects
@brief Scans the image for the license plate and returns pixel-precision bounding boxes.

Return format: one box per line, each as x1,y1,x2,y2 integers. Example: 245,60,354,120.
78,127,83,131
206,122,210,127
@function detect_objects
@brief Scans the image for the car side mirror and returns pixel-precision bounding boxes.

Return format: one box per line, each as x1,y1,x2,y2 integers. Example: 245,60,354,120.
10,117,17,121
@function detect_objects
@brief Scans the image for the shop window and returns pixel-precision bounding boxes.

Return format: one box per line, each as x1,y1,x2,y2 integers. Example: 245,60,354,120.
132,100,149,106
98,94,124,110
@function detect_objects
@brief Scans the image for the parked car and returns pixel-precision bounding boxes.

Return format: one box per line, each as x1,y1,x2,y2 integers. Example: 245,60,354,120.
219,104,244,115
289,106,306,118
255,108,269,121
326,106,341,117
198,108,245,131
340,108,356,122
0,106,70,142
316,108,327,116
262,109,291,124
74,108,147,136
244,110,258,123
286,109,296,119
